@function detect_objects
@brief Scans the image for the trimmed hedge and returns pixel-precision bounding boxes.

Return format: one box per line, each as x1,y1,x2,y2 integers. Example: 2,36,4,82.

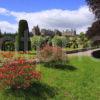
2,41,15,51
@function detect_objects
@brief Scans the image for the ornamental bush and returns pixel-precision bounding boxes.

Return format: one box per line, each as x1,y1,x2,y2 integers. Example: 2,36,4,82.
2,41,15,51
52,36,67,48
38,45,67,65
16,20,31,51
0,58,41,90
31,36,47,50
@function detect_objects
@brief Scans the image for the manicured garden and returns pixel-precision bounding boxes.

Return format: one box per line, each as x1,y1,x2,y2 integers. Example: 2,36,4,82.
0,51,100,100
0,18,99,100
0,0,100,99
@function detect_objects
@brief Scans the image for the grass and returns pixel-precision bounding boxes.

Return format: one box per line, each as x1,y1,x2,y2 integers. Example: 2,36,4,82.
63,47,82,51
0,55,100,100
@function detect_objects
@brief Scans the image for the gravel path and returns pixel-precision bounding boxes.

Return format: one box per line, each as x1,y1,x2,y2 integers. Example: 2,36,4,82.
68,48,100,56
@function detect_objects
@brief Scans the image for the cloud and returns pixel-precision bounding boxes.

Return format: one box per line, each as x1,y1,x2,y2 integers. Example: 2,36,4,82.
0,7,9,15
0,6,95,34
0,21,17,33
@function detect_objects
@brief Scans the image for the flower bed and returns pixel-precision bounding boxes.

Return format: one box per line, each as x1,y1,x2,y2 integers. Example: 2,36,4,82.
1,52,14,58
0,58,41,90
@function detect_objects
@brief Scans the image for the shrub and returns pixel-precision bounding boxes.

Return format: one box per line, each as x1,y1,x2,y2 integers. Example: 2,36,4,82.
2,41,15,51
31,36,47,50
47,37,53,46
38,45,67,65
0,58,41,90
52,36,67,48
16,20,31,51
70,37,78,48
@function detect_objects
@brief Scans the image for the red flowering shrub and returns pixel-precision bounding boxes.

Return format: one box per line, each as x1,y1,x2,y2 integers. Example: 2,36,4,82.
0,58,41,90
38,45,67,64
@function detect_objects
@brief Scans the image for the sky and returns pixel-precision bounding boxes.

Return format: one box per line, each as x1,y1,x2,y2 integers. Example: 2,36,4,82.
0,0,95,34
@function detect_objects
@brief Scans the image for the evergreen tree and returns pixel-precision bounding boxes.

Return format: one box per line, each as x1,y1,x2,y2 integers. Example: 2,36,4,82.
0,29,2,38
16,20,31,51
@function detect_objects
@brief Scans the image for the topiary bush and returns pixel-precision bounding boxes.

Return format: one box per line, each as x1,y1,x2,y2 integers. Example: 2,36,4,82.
16,20,31,51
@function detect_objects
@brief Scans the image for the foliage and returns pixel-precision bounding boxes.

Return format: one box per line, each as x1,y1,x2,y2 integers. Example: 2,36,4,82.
33,25,41,35
79,32,91,48
16,20,31,51
54,30,62,36
31,36,47,50
2,41,15,51
0,58,41,90
0,29,2,38
38,45,67,65
2,33,17,39
86,0,100,46
65,37,71,48
0,52,99,99
87,20,100,38
52,36,67,48
70,36,78,49
47,37,53,46
86,0,100,19
86,20,100,47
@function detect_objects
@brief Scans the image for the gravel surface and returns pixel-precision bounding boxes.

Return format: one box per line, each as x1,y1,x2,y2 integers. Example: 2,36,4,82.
68,48,100,57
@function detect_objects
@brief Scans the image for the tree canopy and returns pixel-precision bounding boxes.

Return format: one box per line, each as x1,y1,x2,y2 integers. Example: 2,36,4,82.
86,0,100,19
86,20,100,38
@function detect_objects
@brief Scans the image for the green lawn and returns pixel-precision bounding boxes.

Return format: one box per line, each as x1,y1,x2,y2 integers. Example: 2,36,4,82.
0,56,100,100
63,47,82,51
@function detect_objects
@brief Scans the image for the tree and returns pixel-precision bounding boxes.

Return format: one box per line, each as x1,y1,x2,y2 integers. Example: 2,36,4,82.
54,29,62,36
16,20,31,51
86,20,100,46
86,20,100,38
33,25,41,35
86,0,100,19
0,29,2,38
